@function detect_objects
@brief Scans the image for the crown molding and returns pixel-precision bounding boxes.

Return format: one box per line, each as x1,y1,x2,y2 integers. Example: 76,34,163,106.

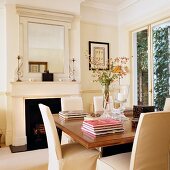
16,5,74,23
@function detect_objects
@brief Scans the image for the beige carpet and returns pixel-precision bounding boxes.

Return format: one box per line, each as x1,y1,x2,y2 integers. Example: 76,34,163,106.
0,147,48,170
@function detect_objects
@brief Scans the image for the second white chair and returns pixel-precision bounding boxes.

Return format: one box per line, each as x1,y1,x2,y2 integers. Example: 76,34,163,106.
164,97,170,111
93,96,113,113
39,104,100,170
61,96,83,144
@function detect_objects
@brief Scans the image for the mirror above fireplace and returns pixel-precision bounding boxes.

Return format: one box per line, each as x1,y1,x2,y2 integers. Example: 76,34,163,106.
28,22,65,73
17,5,74,80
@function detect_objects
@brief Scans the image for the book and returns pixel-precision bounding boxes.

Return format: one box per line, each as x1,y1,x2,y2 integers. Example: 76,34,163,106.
82,124,124,132
59,110,88,115
59,114,85,119
81,127,114,136
59,110,88,120
83,119,122,128
81,126,124,136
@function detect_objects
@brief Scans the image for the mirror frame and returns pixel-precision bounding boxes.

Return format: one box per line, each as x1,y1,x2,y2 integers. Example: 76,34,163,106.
17,5,74,81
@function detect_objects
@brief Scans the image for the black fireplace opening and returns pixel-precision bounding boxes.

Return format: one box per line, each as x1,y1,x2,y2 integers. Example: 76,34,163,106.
25,98,61,151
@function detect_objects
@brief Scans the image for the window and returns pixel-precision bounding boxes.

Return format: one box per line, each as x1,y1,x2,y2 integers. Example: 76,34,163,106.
132,18,170,110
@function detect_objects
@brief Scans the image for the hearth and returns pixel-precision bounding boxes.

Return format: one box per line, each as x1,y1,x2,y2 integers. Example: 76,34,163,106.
25,98,61,151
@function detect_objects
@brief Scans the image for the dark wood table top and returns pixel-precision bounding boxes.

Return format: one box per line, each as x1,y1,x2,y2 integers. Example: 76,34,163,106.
53,114,135,149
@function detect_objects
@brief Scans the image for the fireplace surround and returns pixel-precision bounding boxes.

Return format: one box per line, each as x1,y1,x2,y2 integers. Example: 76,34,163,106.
9,81,81,152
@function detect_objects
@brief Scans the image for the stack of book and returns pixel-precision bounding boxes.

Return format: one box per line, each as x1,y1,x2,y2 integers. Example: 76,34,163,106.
81,119,124,137
59,110,88,120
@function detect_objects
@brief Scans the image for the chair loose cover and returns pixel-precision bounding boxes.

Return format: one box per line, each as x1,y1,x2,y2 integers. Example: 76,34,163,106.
61,96,83,111
39,104,100,170
164,98,170,111
97,111,170,170
60,96,84,144
93,96,113,113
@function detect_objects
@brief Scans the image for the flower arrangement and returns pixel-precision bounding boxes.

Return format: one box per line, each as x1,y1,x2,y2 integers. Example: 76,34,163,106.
90,56,129,113
90,57,129,86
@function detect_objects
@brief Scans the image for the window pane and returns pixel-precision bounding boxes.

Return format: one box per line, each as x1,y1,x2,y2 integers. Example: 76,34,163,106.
136,30,149,105
153,21,170,110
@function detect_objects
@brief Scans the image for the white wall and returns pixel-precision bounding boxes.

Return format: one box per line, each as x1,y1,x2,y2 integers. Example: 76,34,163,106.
80,5,118,26
0,5,7,143
0,6,6,92
80,5,119,111
6,5,19,87
80,21,119,111
70,16,81,81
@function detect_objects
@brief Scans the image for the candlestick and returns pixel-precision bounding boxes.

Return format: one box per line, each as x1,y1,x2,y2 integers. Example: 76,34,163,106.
72,57,76,82
16,55,22,82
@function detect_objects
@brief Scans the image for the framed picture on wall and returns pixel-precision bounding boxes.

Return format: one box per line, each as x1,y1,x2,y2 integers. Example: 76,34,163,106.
89,41,109,70
29,61,48,73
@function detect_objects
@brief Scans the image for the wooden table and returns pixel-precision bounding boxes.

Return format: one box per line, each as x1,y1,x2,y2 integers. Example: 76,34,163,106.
53,114,135,149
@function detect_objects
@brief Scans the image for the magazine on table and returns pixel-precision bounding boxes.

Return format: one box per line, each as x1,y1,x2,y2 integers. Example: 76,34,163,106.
83,119,122,128
82,124,124,132
59,110,88,116
81,126,124,136
59,114,86,120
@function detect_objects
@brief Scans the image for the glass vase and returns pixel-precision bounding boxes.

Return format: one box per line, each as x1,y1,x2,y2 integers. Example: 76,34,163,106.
101,83,112,118
112,84,129,120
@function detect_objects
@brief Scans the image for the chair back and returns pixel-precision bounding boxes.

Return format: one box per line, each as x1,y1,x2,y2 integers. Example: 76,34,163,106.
164,98,170,111
61,96,83,111
93,96,113,112
39,104,62,170
130,111,170,170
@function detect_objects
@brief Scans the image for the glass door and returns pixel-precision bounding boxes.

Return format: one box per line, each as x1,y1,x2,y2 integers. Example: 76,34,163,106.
132,27,150,105
132,19,170,110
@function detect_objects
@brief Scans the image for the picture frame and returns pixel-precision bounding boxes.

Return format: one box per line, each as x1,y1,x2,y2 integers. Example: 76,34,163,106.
29,61,48,73
89,41,109,70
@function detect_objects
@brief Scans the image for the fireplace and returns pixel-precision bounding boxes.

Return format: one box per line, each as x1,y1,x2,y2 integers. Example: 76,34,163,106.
9,81,81,152
25,98,61,151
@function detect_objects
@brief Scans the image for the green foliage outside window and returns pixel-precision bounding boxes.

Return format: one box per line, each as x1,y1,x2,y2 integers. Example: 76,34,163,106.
137,30,148,105
153,26,170,110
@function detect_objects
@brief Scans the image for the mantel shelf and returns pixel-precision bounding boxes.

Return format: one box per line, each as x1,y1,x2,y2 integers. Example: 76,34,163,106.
11,81,80,85
11,81,81,97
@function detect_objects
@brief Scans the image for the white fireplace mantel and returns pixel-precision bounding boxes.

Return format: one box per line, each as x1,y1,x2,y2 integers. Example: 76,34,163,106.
11,81,81,97
10,81,81,150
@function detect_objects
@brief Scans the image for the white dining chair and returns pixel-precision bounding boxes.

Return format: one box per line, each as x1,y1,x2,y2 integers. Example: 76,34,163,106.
61,96,84,144
97,111,170,170
164,98,170,111
39,104,100,170
61,96,83,112
93,96,113,113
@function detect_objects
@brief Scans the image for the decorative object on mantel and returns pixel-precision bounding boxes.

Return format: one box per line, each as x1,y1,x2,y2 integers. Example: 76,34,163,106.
42,70,53,81
90,56,129,118
70,57,76,81
16,55,23,82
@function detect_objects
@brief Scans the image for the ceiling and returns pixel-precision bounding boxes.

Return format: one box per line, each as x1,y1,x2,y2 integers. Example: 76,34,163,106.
82,0,139,11
3,0,139,12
